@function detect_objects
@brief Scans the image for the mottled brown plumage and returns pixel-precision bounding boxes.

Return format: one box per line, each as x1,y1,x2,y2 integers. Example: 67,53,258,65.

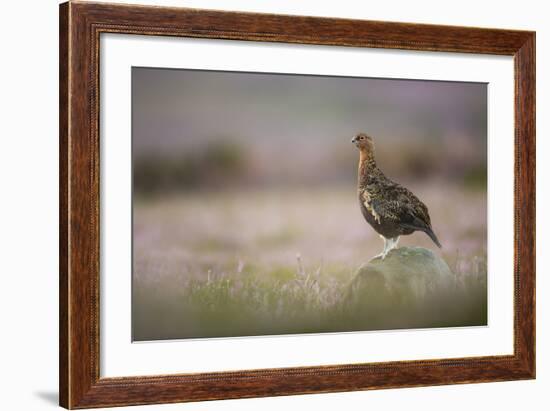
352,133,441,259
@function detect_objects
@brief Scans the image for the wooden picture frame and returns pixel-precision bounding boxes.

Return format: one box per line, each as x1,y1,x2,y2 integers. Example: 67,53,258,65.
59,1,535,408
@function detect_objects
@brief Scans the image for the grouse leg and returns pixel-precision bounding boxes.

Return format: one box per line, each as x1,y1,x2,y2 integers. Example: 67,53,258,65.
372,236,401,260
372,236,392,260
388,236,400,252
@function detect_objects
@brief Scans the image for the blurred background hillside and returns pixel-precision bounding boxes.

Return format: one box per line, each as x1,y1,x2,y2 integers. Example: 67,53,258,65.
132,67,487,340
133,68,487,195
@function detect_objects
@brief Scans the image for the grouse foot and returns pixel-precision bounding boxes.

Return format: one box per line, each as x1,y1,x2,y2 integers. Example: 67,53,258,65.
371,235,400,260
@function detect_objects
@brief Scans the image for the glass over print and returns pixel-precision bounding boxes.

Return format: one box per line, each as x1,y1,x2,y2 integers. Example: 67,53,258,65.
131,67,488,341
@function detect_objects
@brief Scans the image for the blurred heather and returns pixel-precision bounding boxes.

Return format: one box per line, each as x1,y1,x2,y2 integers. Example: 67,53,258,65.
133,68,487,195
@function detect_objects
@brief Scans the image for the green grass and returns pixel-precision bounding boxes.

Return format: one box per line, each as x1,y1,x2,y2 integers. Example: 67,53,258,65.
133,253,486,341
132,186,487,341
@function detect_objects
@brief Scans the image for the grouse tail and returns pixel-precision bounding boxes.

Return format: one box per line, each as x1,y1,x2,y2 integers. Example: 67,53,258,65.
402,217,442,249
424,227,442,248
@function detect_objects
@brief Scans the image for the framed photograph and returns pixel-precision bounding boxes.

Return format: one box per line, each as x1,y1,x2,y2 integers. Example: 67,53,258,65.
59,1,535,408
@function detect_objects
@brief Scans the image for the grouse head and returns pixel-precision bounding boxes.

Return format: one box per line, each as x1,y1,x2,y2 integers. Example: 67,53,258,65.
351,133,375,153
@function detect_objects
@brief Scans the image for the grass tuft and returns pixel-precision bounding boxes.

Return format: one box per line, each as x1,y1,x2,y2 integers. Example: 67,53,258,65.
133,253,486,341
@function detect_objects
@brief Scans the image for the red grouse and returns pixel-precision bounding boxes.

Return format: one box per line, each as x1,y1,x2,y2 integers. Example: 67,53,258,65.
352,132,441,259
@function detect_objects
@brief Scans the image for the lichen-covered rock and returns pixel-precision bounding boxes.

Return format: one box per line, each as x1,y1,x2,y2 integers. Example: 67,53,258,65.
353,247,453,299
347,247,478,329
